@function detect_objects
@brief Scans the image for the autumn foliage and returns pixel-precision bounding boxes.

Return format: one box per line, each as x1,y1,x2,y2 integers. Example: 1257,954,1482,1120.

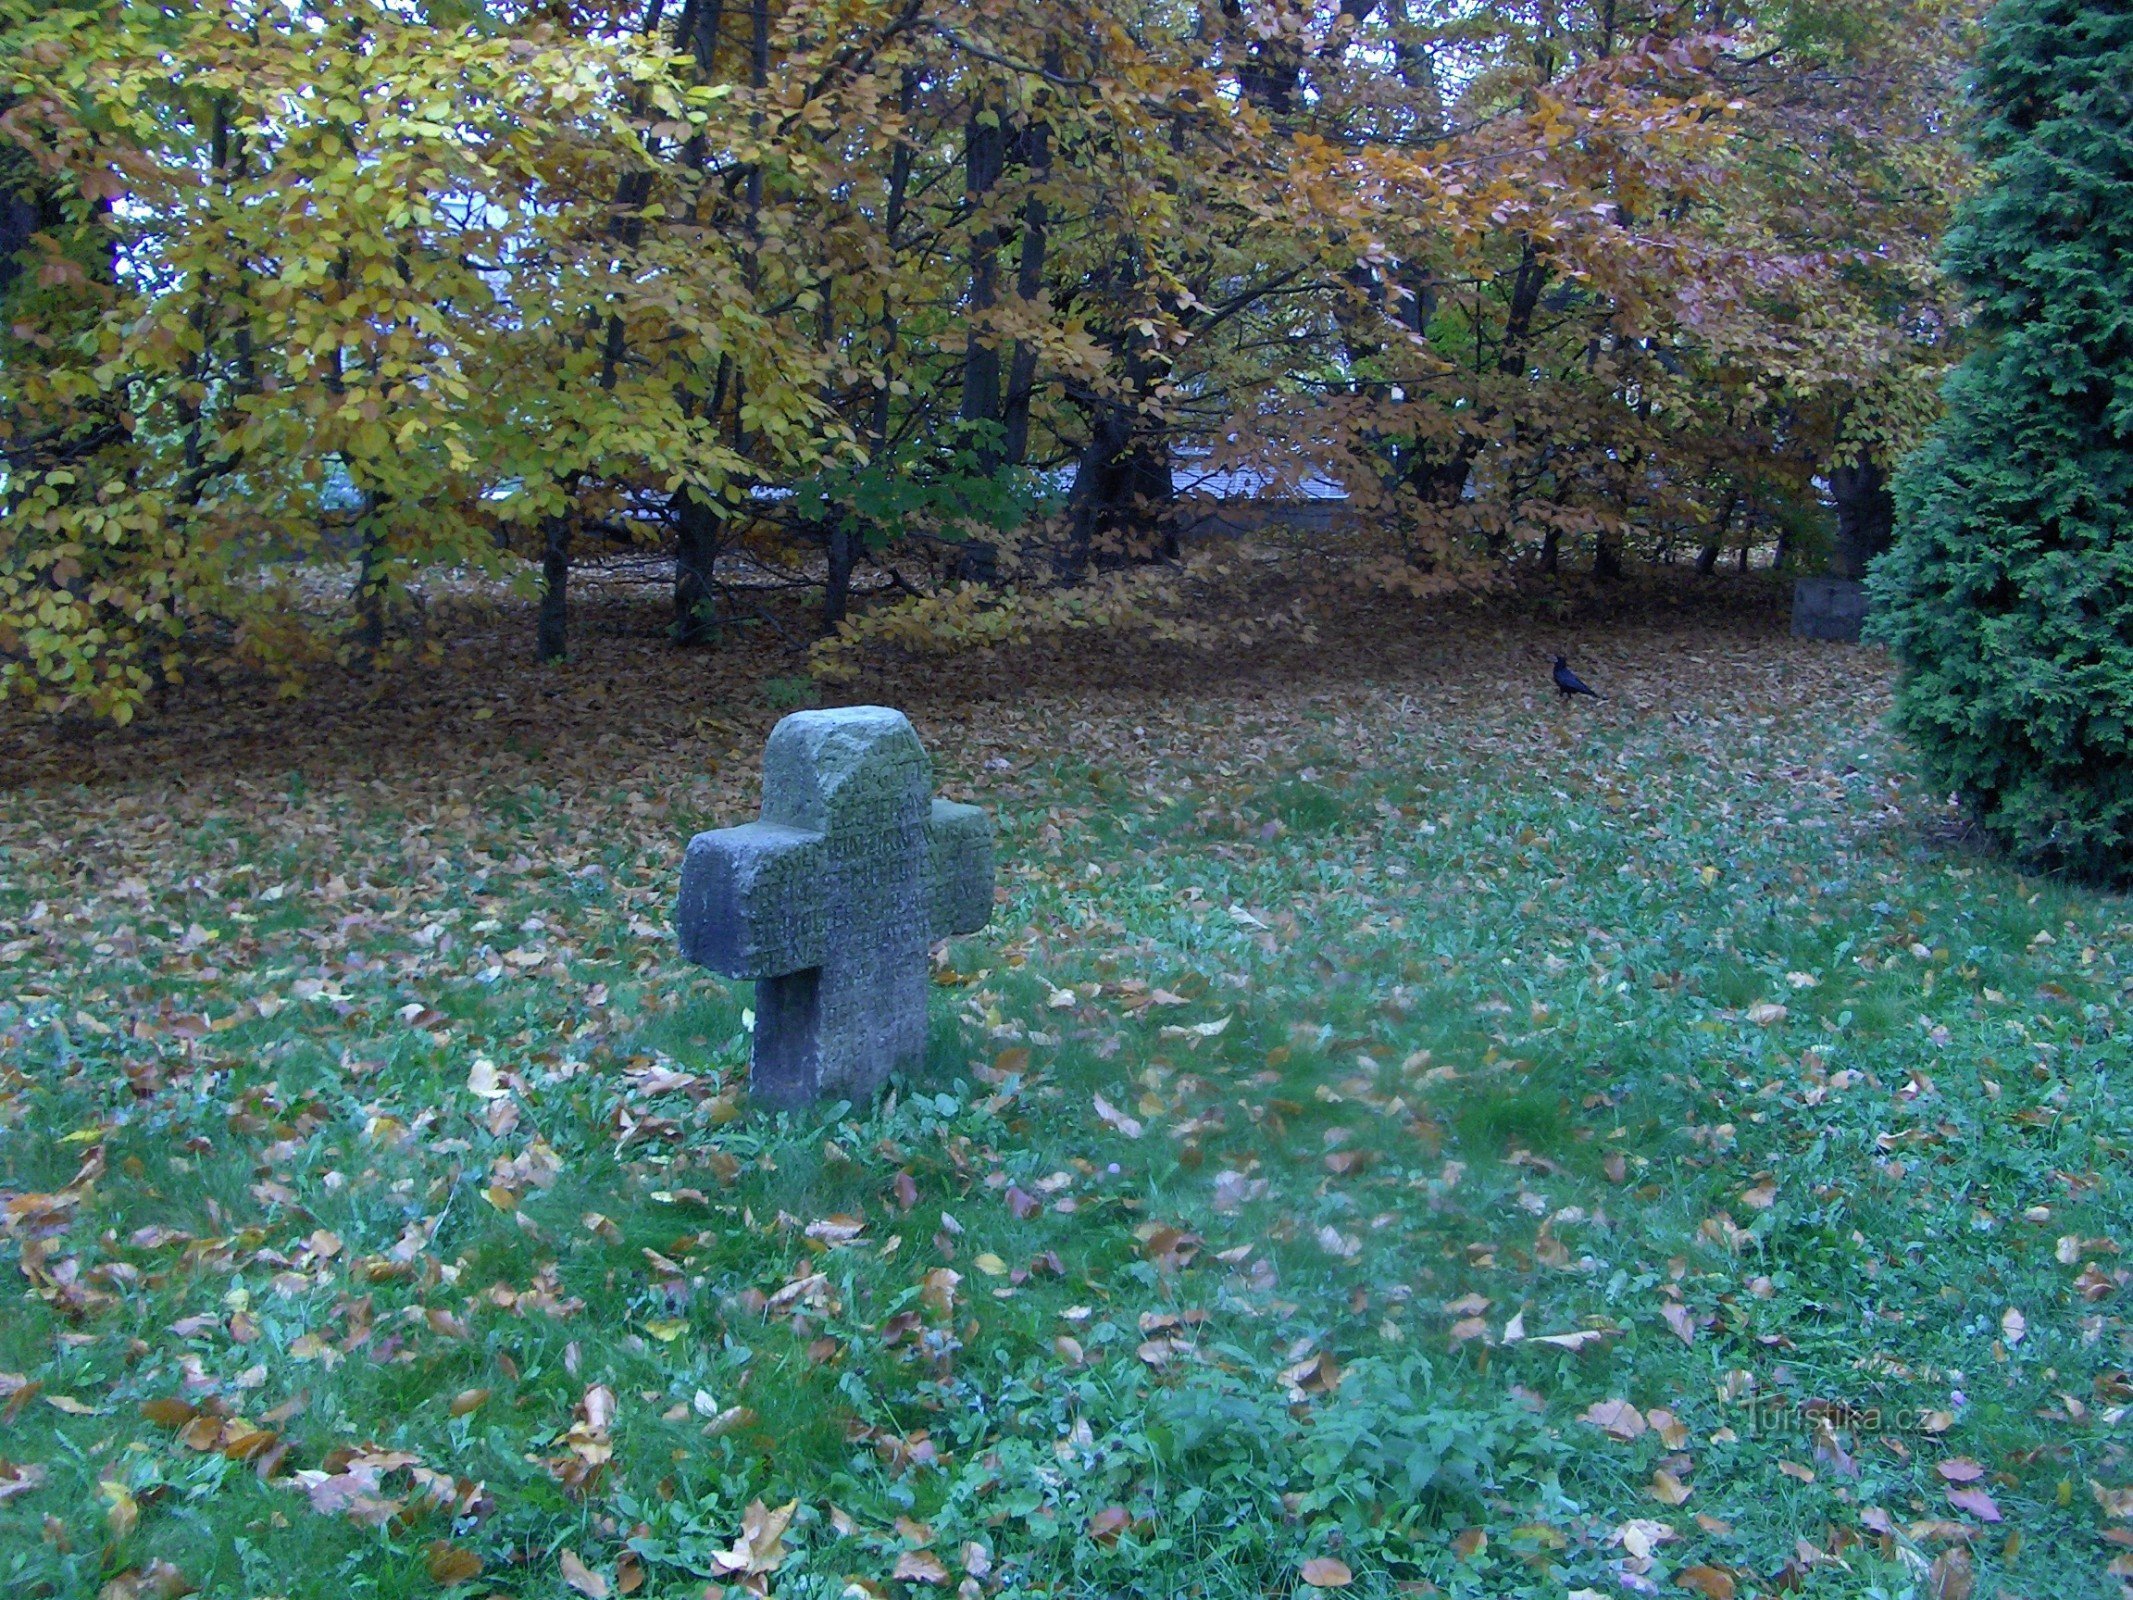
0,0,1976,717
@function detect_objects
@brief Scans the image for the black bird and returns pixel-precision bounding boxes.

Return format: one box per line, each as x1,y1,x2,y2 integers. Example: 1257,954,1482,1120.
1552,655,1602,700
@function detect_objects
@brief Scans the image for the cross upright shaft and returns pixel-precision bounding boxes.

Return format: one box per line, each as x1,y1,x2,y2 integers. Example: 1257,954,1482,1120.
676,707,994,1108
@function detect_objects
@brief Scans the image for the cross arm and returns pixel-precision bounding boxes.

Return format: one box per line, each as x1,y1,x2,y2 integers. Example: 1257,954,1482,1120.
927,799,995,940
676,823,827,978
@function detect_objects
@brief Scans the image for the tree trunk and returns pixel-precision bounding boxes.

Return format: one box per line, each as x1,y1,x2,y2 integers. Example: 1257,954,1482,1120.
1828,458,1896,578
1001,107,1052,468
0,103,63,305
674,487,721,645
536,514,570,663
960,101,1007,474
352,518,388,660
825,525,856,624
1696,487,1739,574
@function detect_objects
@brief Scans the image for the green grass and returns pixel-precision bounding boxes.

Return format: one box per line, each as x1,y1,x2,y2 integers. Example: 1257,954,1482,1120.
2,633,2130,1599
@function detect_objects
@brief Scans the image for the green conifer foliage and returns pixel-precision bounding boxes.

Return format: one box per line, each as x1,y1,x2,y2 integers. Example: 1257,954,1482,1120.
1869,0,2133,877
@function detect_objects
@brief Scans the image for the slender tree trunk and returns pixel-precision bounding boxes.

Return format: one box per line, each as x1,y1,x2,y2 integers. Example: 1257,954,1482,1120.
353,509,388,659
674,485,721,645
825,527,857,623
1697,487,1738,574
960,100,1006,474
1001,107,1051,468
537,514,570,662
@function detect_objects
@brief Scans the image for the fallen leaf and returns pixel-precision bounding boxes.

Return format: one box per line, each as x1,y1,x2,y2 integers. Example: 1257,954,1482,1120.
710,1497,797,1577
100,1479,138,1540
1614,1519,1678,1560
1675,1565,1736,1600
1649,1468,1692,1506
1092,1093,1143,1139
559,1549,607,1599
1927,1546,1974,1600
1945,1486,2000,1522
892,1549,950,1585
1088,1506,1131,1544
1299,1557,1353,1588
426,1543,483,1584
1580,1399,1647,1441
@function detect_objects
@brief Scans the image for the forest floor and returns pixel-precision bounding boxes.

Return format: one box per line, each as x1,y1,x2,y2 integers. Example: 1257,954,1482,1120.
3,574,2131,1600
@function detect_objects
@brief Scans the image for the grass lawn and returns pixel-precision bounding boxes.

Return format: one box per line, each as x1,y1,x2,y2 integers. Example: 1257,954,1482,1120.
2,584,2130,1599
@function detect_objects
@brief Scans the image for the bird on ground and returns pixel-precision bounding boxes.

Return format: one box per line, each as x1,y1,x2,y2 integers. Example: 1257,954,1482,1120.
1552,655,1603,700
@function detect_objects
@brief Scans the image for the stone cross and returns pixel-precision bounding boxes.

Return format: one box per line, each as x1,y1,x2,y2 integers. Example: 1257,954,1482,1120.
675,706,995,1108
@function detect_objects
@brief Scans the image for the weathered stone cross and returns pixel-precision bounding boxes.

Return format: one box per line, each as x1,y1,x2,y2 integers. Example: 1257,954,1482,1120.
676,706,995,1108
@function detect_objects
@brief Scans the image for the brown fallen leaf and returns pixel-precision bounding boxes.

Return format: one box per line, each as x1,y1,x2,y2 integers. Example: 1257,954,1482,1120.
140,1398,197,1429
1649,1468,1692,1506
559,1549,608,1599
1945,1486,2000,1522
0,1459,47,1502
711,1498,798,1577
1927,1546,1974,1600
1092,1092,1144,1139
1299,1556,1353,1588
425,1542,483,1584
1579,1398,1648,1441
1675,1564,1736,1600
892,1549,950,1585
1530,1328,1610,1350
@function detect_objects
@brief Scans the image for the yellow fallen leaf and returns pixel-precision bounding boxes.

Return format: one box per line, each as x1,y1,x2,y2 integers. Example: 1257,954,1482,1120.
100,1480,138,1540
